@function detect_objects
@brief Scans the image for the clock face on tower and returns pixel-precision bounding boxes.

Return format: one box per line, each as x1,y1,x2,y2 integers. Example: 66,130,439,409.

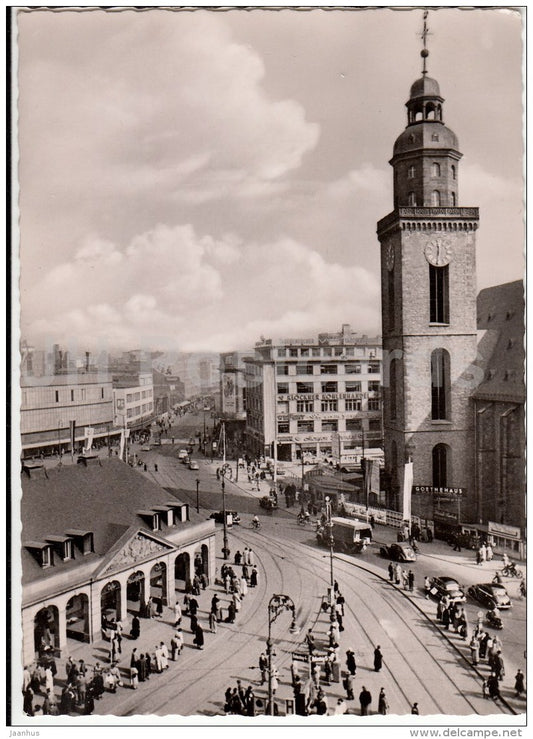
385,243,395,271
424,237,453,267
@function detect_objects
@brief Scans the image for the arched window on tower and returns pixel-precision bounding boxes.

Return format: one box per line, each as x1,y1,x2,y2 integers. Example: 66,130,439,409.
431,349,451,421
408,165,415,179
389,357,398,420
408,192,416,206
431,190,441,206
432,443,450,487
431,163,441,177
429,265,449,324
451,165,456,180
388,268,395,332
451,192,456,206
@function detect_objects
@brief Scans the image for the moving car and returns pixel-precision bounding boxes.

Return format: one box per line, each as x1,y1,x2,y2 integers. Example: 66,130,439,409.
429,576,466,603
188,460,199,471
177,449,188,459
468,583,512,610
181,455,190,465
260,496,278,511
210,510,241,525
379,542,417,562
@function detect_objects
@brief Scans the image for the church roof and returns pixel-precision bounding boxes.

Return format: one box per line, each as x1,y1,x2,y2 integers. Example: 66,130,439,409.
474,280,525,403
409,75,442,100
20,458,210,585
393,122,459,158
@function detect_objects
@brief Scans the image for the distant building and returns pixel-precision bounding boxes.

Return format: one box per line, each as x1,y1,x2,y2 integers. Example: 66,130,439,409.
20,458,215,665
112,372,154,433
245,325,383,462
473,280,525,551
219,352,248,420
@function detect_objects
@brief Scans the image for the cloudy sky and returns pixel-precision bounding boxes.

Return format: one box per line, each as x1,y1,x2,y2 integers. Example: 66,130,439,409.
15,7,524,354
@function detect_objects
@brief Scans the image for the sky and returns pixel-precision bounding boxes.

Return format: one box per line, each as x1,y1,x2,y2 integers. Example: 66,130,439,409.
14,6,524,354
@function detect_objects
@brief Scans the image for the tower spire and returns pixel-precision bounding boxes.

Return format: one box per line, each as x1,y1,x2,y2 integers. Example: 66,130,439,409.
420,10,431,76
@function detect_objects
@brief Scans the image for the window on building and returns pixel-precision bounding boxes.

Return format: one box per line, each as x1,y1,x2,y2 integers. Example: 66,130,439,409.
152,514,161,532
322,347,332,357
451,165,456,180
408,165,415,179
81,388,86,401
451,192,456,206
429,265,449,323
345,363,361,374
321,381,338,393
277,383,289,395
346,418,362,431
296,363,314,375
345,381,362,392
277,401,289,414
63,540,73,561
312,348,321,357
321,400,338,412
345,347,354,356
345,399,362,411
277,421,290,434
431,162,441,177
101,387,105,399
320,364,337,374
322,420,338,432
297,420,315,432
289,348,298,357
277,348,286,357
55,390,59,403
277,364,289,375
127,393,133,403
368,419,381,432
82,533,94,555
432,133,439,142
41,546,53,568
334,347,343,356
431,190,441,206
71,389,74,401
296,382,314,394
431,348,451,421
368,381,380,393
390,358,398,420
408,192,416,206
368,399,381,411
368,362,380,373
300,348,309,357
432,443,450,487
297,400,314,413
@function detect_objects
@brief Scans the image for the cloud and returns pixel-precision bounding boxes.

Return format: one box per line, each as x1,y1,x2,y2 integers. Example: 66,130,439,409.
24,223,381,352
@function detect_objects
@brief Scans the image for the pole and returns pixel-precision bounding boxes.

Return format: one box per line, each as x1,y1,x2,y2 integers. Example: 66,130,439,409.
196,479,200,513
267,611,273,716
221,479,229,559
325,496,334,595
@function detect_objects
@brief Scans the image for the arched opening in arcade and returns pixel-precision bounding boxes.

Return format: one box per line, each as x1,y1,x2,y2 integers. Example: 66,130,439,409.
150,561,167,612
193,545,209,580
174,552,190,592
65,593,90,643
126,570,146,616
34,605,59,655
100,580,121,629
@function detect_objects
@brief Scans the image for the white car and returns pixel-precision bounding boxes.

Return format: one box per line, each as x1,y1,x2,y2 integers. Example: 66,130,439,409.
141,445,151,452
189,460,199,471
177,449,188,459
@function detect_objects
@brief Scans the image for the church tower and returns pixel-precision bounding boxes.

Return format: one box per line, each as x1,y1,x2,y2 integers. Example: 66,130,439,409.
377,17,479,524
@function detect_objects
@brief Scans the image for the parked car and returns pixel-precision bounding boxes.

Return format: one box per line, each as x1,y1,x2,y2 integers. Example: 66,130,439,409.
210,510,241,525
379,542,417,562
429,576,466,603
141,445,151,452
188,460,199,471
468,583,512,610
177,449,188,459
260,496,278,511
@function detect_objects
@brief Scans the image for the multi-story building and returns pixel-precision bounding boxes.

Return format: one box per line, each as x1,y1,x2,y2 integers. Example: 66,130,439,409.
245,325,382,462
113,372,154,432
20,372,114,458
219,352,248,420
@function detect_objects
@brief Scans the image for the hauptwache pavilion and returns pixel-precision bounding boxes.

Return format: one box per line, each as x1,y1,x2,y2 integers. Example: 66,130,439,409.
20,457,216,666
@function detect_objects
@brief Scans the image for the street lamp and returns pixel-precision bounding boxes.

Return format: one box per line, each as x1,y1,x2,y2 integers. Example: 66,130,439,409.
267,594,299,716
196,478,200,514
325,496,335,600
221,478,229,560
295,441,305,504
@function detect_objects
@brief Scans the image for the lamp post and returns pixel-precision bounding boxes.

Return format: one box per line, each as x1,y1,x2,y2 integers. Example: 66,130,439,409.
221,478,229,559
295,441,305,504
325,496,335,601
196,478,200,513
267,594,299,716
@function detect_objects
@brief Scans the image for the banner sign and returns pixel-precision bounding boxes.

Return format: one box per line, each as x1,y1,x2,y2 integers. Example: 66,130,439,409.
488,521,521,540
413,486,465,497
84,427,95,451
402,461,414,522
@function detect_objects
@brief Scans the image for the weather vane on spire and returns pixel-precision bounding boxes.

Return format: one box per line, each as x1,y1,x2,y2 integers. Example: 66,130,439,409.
420,9,431,76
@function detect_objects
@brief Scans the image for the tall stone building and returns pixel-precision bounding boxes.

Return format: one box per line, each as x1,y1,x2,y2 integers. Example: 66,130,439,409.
377,45,479,522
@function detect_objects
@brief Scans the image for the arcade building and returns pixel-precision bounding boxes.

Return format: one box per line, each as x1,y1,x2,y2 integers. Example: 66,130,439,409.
21,458,215,667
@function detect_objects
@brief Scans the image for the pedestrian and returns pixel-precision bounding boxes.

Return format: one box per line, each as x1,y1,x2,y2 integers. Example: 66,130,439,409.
482,678,489,699
76,671,87,707
395,563,402,585
487,673,500,700
359,686,372,715
514,669,525,698
130,648,138,668
346,649,357,676
130,665,138,690
388,562,394,582
470,636,480,665
44,665,54,694
234,550,242,565
378,687,389,715
143,463,147,472
479,631,489,660
305,629,316,654
174,601,182,627
424,576,431,599
495,651,505,681
374,645,383,672
226,601,236,623
248,547,255,566
259,652,268,685
92,663,104,700
138,653,146,682
402,568,409,590
154,463,158,472
442,606,451,630
154,644,163,673
408,570,415,592
411,702,420,715
130,614,141,639
194,623,205,649
160,641,169,669
250,568,258,588
170,633,180,661
334,697,347,715
241,576,248,597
